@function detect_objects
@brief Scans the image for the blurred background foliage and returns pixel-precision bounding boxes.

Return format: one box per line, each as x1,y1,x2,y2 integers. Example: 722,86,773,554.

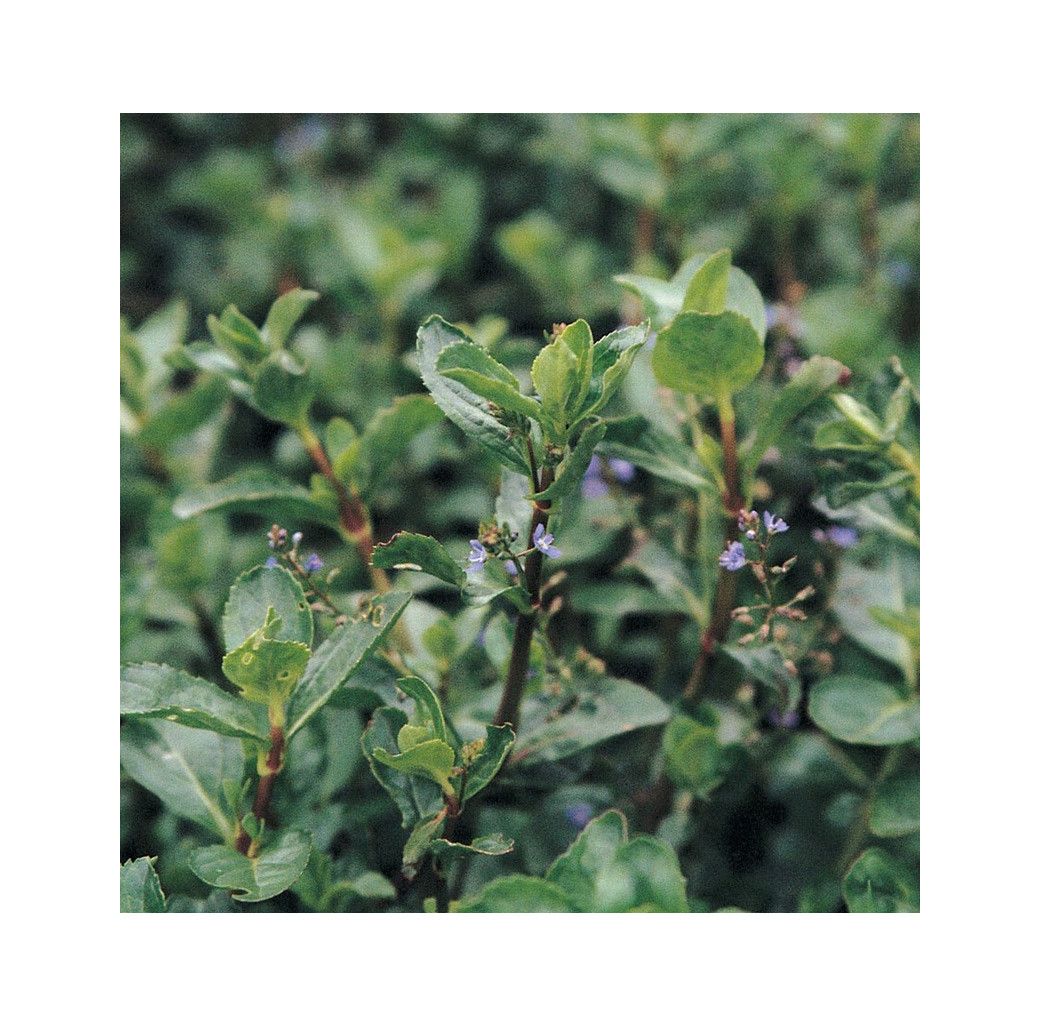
121,113,919,911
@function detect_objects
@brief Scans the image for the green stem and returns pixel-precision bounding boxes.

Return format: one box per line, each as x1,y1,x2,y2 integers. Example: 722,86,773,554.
494,467,554,731
837,747,901,873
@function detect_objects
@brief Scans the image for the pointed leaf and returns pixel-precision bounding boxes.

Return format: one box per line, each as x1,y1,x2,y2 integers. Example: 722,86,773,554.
682,248,731,314
532,421,607,502
653,310,763,397
403,809,447,865
579,321,649,419
437,342,542,423
595,836,690,912
601,416,712,491
371,738,456,795
742,355,849,476
417,316,528,474
395,675,448,744
371,532,466,587
121,858,167,913
121,662,268,740
252,351,314,428
556,319,594,410
287,591,410,737
361,707,444,828
188,830,312,903
261,288,320,349
208,306,268,365
545,810,628,910
461,724,515,802
531,335,581,436
223,565,313,652
120,719,243,842
429,833,515,865
172,469,337,528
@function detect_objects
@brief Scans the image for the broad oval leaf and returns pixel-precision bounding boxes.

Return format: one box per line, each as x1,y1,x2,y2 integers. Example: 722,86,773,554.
652,310,764,398
371,738,456,795
223,565,313,653
371,532,466,587
456,875,574,912
188,830,313,903
121,662,268,740
808,675,919,746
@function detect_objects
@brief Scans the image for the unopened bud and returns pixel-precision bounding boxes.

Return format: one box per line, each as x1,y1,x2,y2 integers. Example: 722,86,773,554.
735,613,754,626
758,623,770,641
738,631,756,646
752,563,768,584
793,586,816,603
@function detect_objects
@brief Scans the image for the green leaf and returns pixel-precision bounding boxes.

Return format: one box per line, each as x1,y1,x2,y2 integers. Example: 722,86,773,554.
532,421,606,503
120,858,167,913
252,352,315,429
436,342,542,422
456,875,574,912
261,288,320,349
208,306,268,366
355,395,442,493
120,662,268,740
287,591,411,737
120,719,243,842
545,810,628,911
616,256,766,339
600,416,712,491
361,707,444,829
221,608,311,707
545,810,689,912
832,553,914,679
403,810,447,865
138,376,228,448
223,565,313,652
172,469,338,528
531,333,582,437
652,310,764,398
808,675,919,746
870,773,919,837
460,724,515,802
371,738,456,795
741,355,849,477
720,644,801,715
371,532,466,587
429,833,515,864
661,714,724,797
416,316,528,474
555,319,594,409
395,675,449,744
188,830,313,903
842,848,919,912
579,321,650,420
832,393,885,443
681,248,731,314
512,675,670,766
814,418,885,452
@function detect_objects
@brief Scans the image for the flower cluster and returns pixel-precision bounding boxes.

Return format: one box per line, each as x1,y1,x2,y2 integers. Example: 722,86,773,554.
464,518,562,578
718,510,814,646
264,525,323,575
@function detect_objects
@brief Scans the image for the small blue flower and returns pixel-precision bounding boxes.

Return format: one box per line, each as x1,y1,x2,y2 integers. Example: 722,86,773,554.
608,457,636,483
827,526,858,548
265,556,279,568
763,511,789,534
718,541,746,571
533,523,562,558
304,553,324,572
504,559,518,576
564,802,594,830
292,531,303,545
465,540,487,574
582,455,608,499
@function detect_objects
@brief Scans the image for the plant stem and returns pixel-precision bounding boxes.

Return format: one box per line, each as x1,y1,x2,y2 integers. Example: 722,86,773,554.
683,394,743,705
298,426,391,594
837,746,901,874
494,467,554,731
236,709,286,855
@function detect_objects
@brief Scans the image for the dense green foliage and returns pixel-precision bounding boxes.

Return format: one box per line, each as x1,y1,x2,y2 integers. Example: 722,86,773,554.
121,113,919,913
